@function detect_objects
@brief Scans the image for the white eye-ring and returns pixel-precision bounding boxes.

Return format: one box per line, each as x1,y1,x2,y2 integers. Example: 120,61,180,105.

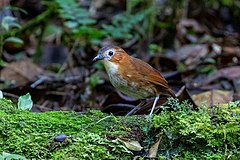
103,49,115,60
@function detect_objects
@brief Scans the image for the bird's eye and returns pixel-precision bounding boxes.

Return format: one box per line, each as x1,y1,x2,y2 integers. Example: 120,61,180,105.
108,51,114,56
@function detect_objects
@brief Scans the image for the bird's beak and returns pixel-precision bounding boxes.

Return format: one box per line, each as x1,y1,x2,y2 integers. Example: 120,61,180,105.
93,54,104,61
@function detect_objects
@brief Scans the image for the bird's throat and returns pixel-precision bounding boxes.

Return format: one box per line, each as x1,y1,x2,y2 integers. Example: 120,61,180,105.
103,61,119,75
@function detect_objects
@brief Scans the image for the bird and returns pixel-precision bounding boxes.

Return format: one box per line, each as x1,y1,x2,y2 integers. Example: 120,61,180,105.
93,45,176,116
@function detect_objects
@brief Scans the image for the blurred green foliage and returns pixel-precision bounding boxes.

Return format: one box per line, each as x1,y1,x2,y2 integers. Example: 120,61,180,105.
54,0,106,45
56,0,96,27
1,0,239,58
208,0,240,16
102,3,156,40
0,16,23,59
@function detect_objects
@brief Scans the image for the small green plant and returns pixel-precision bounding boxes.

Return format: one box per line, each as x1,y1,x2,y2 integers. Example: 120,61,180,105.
17,93,33,111
160,97,193,112
0,152,27,160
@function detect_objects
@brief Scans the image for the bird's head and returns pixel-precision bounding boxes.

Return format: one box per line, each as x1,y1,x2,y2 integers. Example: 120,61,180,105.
93,45,126,62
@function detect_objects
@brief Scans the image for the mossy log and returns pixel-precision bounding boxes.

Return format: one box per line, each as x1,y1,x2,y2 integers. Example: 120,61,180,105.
0,98,239,159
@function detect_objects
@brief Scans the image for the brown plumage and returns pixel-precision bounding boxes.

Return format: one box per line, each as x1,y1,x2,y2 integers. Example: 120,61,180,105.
93,45,175,115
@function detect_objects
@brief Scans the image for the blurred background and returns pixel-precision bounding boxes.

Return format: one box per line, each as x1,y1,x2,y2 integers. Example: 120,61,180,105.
0,0,239,114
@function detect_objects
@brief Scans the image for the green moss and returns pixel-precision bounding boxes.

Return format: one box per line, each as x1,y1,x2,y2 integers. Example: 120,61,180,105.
0,98,17,111
0,98,239,159
151,100,240,159
0,99,134,159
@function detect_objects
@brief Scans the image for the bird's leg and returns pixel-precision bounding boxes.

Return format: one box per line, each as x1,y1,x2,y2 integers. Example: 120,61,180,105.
125,100,145,116
149,96,159,116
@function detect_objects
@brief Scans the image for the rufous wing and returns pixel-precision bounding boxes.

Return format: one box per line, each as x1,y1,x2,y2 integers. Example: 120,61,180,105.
130,57,175,97
115,51,175,97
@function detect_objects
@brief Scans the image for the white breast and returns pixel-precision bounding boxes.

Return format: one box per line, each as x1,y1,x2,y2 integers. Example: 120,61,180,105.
103,60,128,87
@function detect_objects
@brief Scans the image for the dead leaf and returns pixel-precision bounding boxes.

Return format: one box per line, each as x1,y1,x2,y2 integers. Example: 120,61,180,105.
177,44,208,61
118,138,143,151
203,66,240,85
222,46,240,57
176,44,209,70
177,18,205,35
192,90,233,106
149,136,162,158
0,59,43,86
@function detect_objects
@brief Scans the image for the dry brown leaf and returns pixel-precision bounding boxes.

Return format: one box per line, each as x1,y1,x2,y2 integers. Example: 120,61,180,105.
177,18,205,35
192,90,233,106
203,66,240,85
0,59,43,86
149,136,162,158
222,46,240,56
177,44,208,61
118,138,143,151
176,44,209,69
